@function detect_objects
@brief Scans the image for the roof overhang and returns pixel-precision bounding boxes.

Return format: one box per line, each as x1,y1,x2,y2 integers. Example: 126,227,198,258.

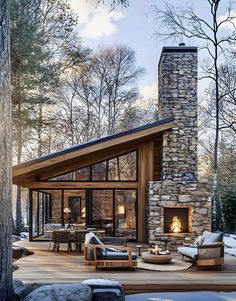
13,117,174,187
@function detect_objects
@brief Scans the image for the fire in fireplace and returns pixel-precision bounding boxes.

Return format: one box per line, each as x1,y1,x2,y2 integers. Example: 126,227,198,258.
167,216,184,233
164,208,189,233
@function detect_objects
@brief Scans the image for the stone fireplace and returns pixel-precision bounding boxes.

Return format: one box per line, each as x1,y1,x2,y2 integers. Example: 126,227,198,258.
147,45,211,250
164,207,190,233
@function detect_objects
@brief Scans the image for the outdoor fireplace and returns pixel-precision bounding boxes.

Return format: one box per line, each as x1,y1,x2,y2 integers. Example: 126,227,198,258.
164,207,190,233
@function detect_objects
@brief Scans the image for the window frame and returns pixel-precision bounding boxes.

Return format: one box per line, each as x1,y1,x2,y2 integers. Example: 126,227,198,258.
44,150,138,183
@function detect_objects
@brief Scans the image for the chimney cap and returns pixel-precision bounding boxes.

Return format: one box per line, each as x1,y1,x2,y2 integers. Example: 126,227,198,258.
179,43,185,46
161,46,197,54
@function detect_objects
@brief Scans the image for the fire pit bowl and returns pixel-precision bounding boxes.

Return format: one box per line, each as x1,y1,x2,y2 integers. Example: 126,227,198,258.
141,252,172,264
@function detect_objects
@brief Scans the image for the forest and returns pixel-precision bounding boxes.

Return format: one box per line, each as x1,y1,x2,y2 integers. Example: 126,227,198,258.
0,0,236,299
11,0,236,234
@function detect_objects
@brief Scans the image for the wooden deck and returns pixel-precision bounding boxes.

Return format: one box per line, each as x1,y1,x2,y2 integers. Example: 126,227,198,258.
13,240,236,294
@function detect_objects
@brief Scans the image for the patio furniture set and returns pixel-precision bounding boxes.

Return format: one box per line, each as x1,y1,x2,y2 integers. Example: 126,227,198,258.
48,229,224,270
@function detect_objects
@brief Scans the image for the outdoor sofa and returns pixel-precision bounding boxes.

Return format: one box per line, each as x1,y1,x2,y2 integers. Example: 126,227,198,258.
84,233,137,270
177,230,224,268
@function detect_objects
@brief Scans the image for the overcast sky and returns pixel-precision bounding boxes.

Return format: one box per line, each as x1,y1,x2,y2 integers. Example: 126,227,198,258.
70,0,235,99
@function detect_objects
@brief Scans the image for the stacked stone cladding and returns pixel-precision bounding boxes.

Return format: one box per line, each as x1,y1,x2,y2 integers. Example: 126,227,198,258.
146,47,211,248
158,49,198,181
147,181,211,250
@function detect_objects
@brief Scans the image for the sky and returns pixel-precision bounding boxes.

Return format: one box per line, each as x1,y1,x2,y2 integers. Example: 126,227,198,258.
70,0,236,99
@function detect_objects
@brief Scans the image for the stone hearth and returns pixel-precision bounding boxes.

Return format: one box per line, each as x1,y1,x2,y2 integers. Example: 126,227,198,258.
147,180,211,250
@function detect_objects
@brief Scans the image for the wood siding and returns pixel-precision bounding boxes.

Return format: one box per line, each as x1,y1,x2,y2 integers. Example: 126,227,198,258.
153,137,163,180
138,142,154,242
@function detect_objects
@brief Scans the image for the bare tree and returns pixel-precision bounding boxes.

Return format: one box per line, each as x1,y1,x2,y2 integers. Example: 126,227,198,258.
0,0,17,299
97,45,144,135
153,0,236,230
218,59,236,133
97,0,129,9
50,45,144,150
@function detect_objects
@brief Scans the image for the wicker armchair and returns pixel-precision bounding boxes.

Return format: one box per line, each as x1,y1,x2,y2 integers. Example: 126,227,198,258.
52,230,71,253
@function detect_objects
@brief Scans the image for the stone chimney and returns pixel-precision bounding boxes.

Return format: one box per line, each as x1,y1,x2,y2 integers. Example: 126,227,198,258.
158,45,198,181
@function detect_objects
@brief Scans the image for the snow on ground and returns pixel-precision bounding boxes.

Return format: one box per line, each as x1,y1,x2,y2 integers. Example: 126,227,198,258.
224,233,236,257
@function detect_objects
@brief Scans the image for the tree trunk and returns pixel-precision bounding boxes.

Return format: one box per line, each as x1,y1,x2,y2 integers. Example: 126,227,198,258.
212,1,224,231
37,103,43,157
0,0,17,299
15,100,22,235
16,79,23,235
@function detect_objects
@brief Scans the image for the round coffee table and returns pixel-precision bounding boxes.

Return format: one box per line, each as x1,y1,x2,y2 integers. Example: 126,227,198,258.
141,252,172,264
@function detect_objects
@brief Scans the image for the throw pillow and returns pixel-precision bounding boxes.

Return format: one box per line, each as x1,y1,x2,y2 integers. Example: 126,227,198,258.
191,235,205,247
202,230,224,243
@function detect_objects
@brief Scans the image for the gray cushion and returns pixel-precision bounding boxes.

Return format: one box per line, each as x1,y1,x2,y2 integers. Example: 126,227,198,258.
98,251,137,261
202,231,223,243
191,235,205,247
85,233,106,260
177,247,198,260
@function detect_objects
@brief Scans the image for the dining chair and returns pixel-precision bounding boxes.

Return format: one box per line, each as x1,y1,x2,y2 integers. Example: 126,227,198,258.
74,230,89,253
52,230,71,253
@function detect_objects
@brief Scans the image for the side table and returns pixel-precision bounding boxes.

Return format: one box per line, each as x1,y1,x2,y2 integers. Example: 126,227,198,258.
136,245,143,256
155,237,172,251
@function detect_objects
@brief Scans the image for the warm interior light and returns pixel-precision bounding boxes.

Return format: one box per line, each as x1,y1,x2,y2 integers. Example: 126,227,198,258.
117,205,125,215
81,207,86,218
167,215,183,233
63,207,71,213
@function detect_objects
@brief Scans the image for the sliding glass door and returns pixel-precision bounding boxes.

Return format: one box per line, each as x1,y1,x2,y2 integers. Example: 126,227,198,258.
115,190,137,240
90,189,137,240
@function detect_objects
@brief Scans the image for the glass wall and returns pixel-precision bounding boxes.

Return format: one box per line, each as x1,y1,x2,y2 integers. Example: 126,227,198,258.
90,189,137,240
31,190,51,239
115,190,137,239
32,191,38,238
47,151,137,182
30,188,137,240
91,190,114,235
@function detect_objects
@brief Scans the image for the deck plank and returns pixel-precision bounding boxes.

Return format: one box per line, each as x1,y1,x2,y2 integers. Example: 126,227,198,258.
13,240,236,293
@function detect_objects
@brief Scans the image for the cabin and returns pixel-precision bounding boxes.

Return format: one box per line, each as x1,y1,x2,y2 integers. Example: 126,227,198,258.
13,45,211,247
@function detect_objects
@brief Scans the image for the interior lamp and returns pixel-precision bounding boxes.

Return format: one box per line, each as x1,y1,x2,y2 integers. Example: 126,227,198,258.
63,207,71,213
117,204,125,215
81,207,86,218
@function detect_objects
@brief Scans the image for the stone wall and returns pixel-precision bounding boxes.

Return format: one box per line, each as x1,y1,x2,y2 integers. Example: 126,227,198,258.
147,180,211,250
158,47,198,181
145,46,211,248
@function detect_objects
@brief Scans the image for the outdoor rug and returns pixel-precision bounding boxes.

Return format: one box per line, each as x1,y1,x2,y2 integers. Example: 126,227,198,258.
137,258,192,271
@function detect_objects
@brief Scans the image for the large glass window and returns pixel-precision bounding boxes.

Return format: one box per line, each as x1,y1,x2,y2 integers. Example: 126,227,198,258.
91,190,113,235
32,191,38,238
108,152,137,181
92,162,107,181
115,190,137,239
90,189,137,240
48,167,90,181
30,188,137,241
46,151,137,182
38,192,44,236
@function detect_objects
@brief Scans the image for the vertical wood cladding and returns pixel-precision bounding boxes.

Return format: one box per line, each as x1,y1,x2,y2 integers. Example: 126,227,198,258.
153,136,163,181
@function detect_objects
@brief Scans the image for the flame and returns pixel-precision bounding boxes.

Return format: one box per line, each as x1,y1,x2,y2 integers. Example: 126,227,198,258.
168,215,183,233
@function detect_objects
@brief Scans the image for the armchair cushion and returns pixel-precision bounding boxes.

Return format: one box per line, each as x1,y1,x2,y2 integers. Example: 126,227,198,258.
85,233,106,260
202,231,223,243
178,242,223,261
98,251,137,260
177,246,198,260
191,235,205,247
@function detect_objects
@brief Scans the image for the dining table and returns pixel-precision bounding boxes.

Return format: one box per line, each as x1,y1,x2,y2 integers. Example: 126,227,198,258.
46,228,106,250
